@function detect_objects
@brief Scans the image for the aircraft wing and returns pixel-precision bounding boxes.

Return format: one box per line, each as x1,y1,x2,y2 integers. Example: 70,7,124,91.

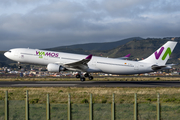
116,54,131,60
63,54,92,71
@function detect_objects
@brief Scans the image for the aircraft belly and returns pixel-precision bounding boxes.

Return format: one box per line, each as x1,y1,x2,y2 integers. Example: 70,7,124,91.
96,64,130,74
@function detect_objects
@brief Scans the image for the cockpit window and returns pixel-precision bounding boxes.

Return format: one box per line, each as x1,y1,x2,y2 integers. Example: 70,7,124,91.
8,51,11,53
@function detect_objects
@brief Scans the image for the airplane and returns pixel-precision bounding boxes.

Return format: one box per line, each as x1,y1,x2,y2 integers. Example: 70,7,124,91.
4,41,177,81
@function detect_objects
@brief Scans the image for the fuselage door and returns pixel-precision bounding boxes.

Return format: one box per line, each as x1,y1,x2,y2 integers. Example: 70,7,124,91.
92,58,96,67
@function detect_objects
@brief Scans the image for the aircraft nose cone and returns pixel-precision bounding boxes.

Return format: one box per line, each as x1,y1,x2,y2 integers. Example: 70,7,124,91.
4,52,7,57
4,52,9,58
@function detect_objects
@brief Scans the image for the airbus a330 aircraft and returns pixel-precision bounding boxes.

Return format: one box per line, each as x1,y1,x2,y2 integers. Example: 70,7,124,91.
4,41,177,81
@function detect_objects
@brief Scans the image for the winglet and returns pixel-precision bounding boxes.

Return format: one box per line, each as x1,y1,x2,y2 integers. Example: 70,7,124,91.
85,54,92,59
124,54,131,57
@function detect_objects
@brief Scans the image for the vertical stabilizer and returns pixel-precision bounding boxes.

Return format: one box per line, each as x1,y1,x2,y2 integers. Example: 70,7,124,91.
140,41,177,65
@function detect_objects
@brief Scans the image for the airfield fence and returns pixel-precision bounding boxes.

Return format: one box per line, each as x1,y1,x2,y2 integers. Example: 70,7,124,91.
0,90,180,120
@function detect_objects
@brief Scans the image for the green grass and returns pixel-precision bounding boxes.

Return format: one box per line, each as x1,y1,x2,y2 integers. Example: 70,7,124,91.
1,87,180,104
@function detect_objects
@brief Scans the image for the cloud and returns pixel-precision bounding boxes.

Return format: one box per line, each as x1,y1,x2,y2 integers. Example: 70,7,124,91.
0,0,180,50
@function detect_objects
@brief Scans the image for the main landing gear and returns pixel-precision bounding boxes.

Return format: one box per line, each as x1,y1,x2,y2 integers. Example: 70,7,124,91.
76,72,93,81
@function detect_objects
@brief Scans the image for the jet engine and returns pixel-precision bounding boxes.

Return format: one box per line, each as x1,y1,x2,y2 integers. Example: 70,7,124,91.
47,63,66,72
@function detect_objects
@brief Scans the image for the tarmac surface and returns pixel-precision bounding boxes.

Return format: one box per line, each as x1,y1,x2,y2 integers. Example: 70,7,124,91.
1,81,180,87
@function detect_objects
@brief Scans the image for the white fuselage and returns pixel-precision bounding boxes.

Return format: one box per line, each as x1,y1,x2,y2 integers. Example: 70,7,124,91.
4,48,154,75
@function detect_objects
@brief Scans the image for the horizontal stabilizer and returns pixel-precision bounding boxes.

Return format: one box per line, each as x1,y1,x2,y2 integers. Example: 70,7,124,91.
151,65,166,70
151,63,178,71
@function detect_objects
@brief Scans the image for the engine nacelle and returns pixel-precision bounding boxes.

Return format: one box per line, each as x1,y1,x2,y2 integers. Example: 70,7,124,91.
47,63,66,72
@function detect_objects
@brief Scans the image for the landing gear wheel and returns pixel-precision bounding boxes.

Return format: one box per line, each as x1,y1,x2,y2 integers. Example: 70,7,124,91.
76,74,80,78
84,73,93,80
88,76,93,80
84,73,89,77
80,77,85,82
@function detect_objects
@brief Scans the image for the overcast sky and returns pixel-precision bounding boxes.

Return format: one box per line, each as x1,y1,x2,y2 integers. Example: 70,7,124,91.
0,0,180,51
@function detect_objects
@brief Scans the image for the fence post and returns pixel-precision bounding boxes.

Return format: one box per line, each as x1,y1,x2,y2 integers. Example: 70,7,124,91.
5,90,8,120
157,93,160,120
111,93,115,120
134,93,137,120
68,93,71,120
89,93,93,120
46,94,50,120
25,90,29,120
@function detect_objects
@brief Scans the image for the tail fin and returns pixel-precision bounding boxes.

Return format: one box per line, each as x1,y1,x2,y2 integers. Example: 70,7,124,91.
140,41,177,65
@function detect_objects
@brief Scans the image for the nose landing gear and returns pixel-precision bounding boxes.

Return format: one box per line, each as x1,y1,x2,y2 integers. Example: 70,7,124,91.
18,62,22,69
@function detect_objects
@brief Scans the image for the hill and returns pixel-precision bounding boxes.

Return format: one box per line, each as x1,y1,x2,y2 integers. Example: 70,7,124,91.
47,37,143,51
